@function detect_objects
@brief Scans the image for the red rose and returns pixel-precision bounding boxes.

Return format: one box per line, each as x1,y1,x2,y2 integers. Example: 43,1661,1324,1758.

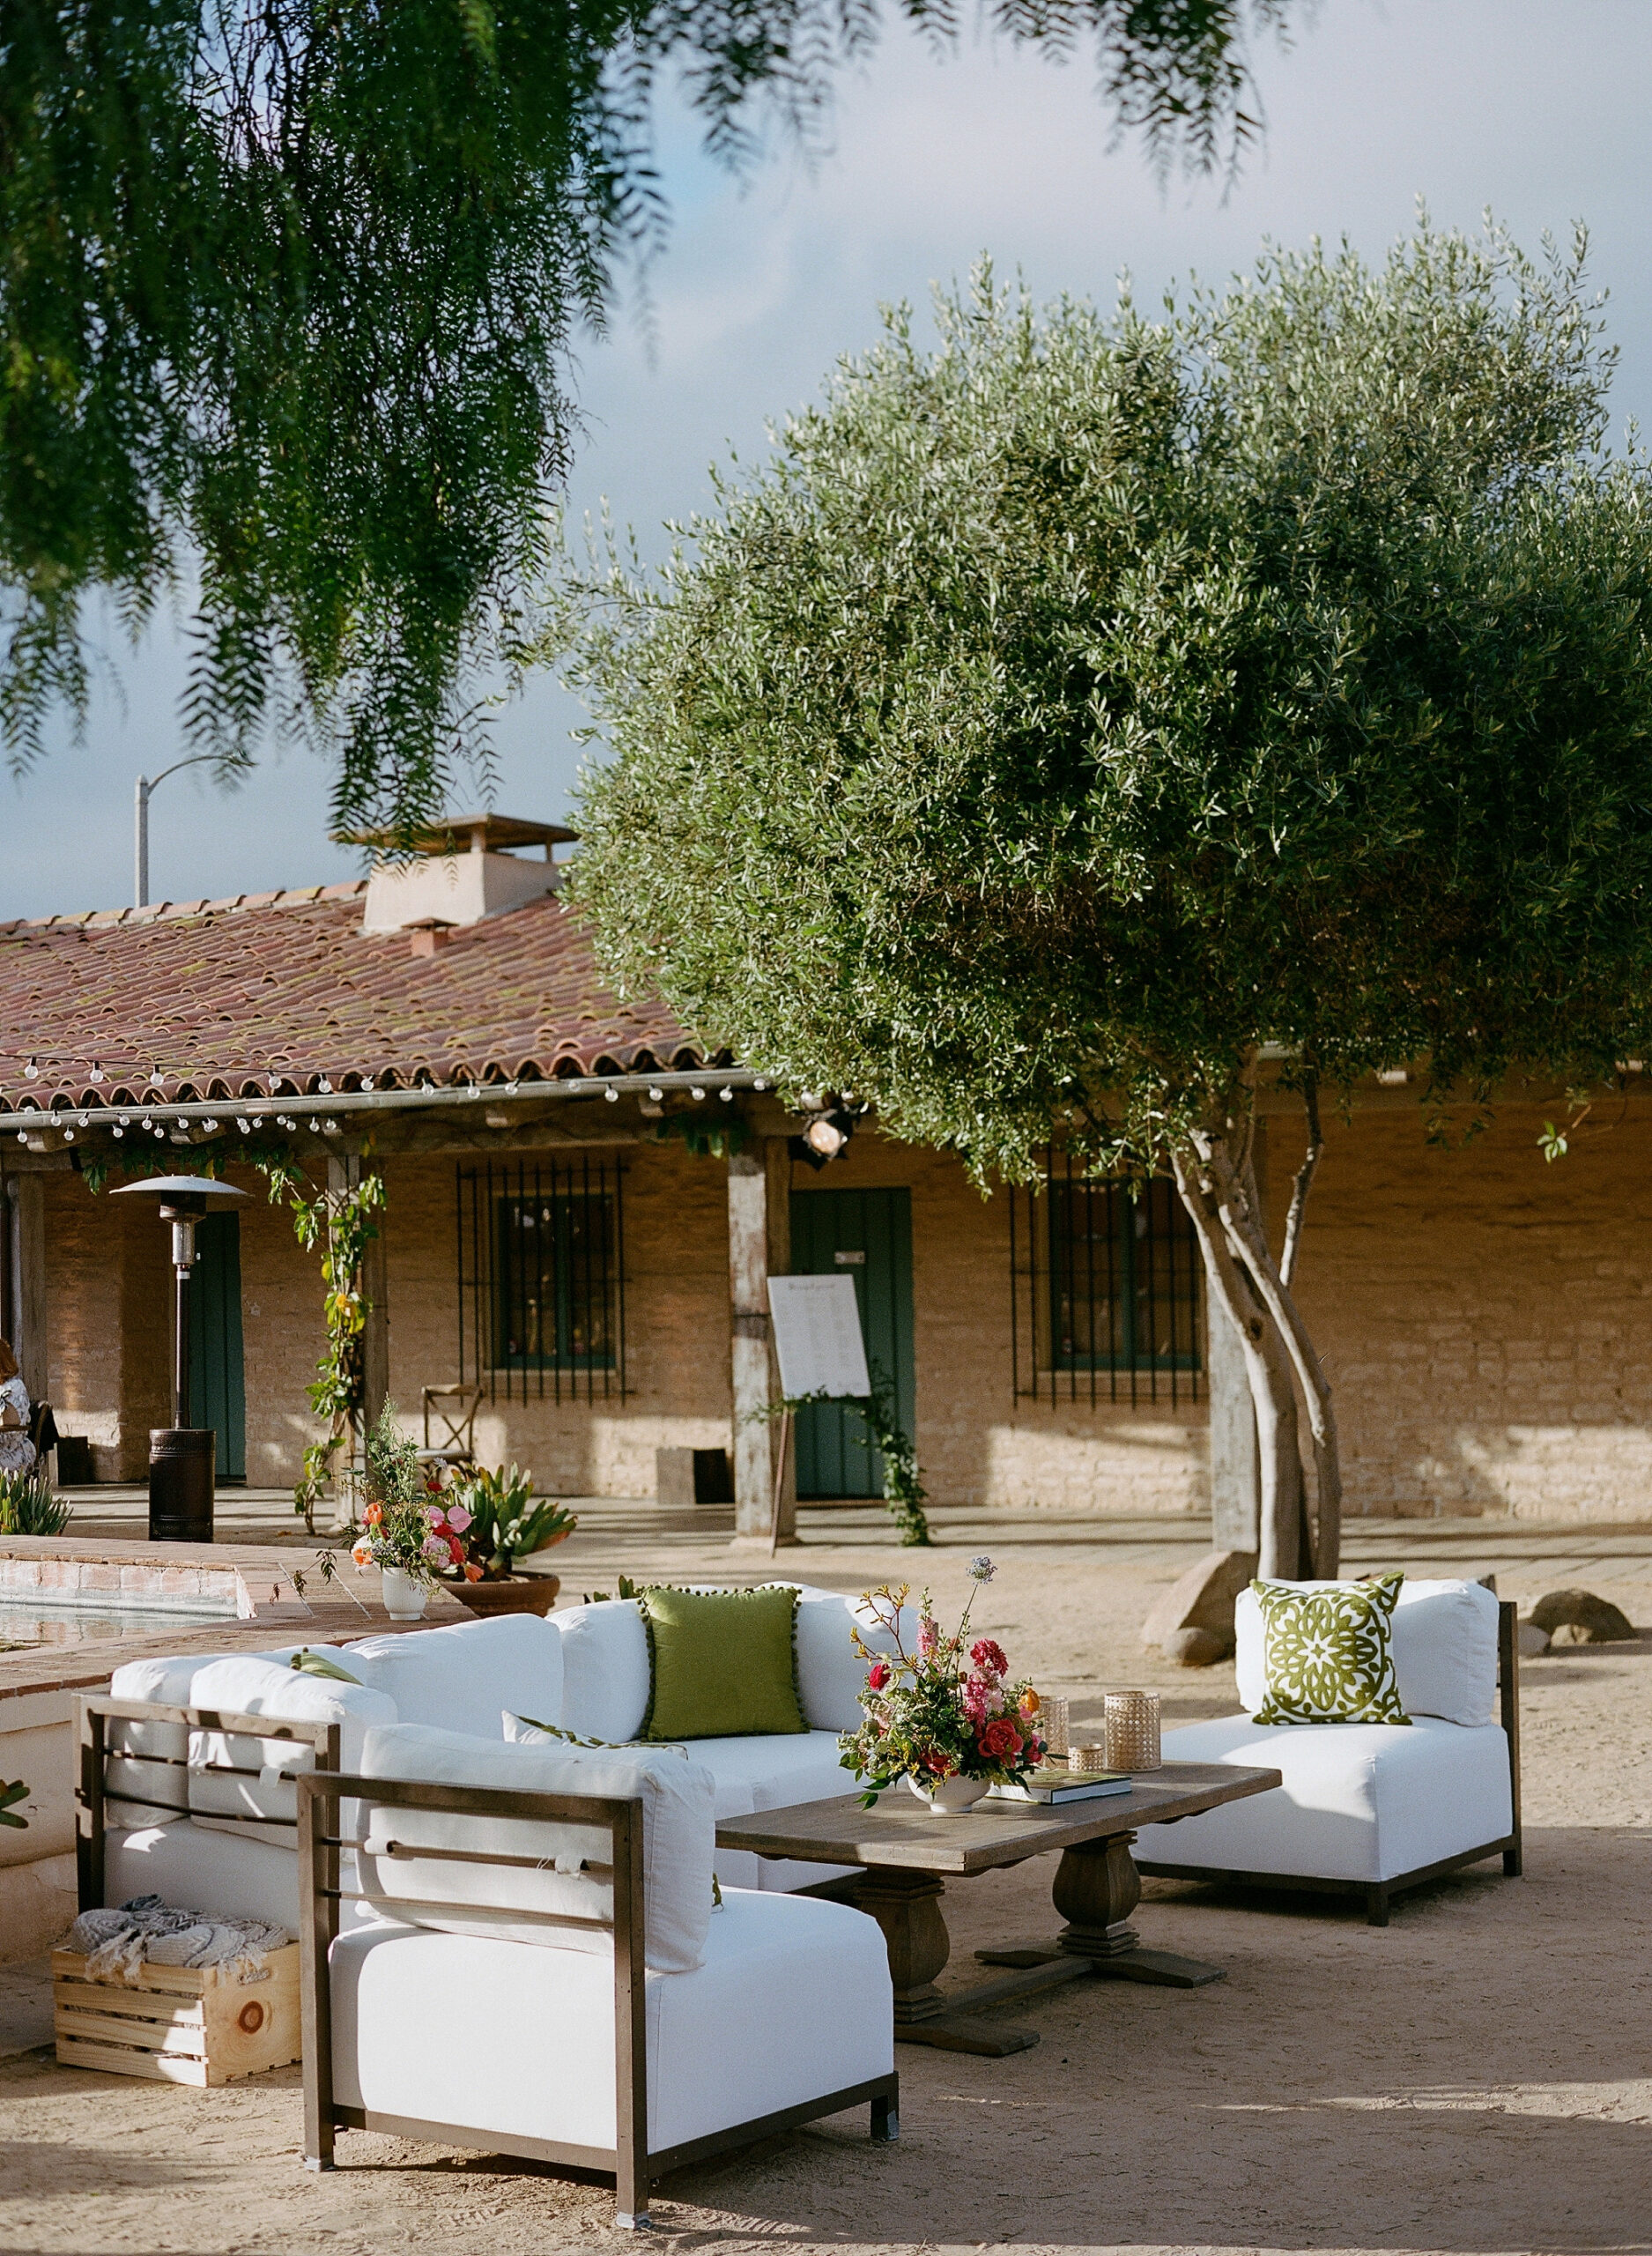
866,1659,892,1693
970,1638,1009,1679
977,1717,1022,1762
923,1749,955,1776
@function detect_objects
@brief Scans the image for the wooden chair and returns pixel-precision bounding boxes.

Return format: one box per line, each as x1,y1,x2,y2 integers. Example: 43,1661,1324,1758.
419,1384,483,1471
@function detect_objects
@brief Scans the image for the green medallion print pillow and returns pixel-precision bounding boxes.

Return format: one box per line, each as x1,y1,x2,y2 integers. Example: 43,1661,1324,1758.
1252,1573,1411,1725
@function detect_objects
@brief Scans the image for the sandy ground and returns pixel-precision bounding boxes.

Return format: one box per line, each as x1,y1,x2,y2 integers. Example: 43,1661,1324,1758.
2,1522,1648,2256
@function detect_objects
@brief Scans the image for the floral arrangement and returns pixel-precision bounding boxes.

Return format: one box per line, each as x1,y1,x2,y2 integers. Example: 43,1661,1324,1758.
347,1406,579,1585
838,1555,1045,1807
348,1405,457,1587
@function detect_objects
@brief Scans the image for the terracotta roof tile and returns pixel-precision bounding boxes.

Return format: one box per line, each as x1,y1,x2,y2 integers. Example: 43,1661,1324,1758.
0,887,707,1108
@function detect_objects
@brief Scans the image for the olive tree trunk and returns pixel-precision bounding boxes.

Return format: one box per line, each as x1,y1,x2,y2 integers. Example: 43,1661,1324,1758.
1170,1088,1342,1577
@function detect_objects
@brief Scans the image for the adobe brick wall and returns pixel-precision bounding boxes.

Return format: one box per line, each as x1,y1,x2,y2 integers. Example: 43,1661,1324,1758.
28,1090,1652,1521
1272,1099,1652,1522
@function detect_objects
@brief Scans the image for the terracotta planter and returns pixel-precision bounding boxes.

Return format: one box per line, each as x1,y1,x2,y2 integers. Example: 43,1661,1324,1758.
448,1575,560,1618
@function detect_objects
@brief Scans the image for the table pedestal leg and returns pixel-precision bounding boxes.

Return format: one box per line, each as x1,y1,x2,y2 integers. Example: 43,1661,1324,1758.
853,1868,1042,2055
976,1831,1227,1989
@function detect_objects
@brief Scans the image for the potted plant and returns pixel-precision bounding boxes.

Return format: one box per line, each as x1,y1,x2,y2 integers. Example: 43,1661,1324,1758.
439,1462,578,1616
348,1406,449,1620
839,1556,1047,1813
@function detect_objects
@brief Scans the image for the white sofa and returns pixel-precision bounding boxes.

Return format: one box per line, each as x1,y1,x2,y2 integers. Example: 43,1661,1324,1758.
88,1585,895,1934
1134,1580,1521,1925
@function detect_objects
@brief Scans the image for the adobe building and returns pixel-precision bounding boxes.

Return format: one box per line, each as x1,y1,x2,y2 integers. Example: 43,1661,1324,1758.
1,816,1647,1530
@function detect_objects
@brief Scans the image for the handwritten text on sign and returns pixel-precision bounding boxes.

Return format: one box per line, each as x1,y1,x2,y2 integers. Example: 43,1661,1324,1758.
767,1274,872,1399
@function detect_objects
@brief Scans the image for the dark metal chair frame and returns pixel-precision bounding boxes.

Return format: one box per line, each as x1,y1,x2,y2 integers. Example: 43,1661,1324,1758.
1136,1598,1523,1927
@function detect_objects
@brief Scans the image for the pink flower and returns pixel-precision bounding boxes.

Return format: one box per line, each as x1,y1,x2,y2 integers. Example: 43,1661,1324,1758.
866,1659,892,1693
426,1505,447,1528
977,1717,1023,1762
917,1616,941,1659
422,1535,449,1563
446,1503,472,1534
970,1638,1008,1679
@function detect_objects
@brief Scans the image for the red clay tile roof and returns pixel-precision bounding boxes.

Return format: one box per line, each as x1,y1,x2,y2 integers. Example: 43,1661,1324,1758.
0,886,712,1108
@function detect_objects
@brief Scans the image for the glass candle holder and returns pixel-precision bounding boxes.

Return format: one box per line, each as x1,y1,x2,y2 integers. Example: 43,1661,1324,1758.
1104,1690,1162,1772
1037,1696,1070,1762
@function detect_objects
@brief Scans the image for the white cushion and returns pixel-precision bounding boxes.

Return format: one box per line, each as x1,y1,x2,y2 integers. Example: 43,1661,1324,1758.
107,1822,306,1931
552,1600,653,1742
779,1586,917,1733
184,1655,397,1850
355,1721,715,1973
1136,1712,1514,1884
105,1820,375,1934
329,1886,892,2152
343,1614,564,1740
105,1651,241,1829
1235,1577,1499,1725
680,1728,851,1815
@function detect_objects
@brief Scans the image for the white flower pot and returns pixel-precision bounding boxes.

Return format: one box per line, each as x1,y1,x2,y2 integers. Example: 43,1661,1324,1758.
905,1772,989,1816
380,1567,429,1622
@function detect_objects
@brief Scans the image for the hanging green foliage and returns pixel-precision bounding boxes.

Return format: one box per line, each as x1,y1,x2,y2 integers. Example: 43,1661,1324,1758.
0,1,1292,829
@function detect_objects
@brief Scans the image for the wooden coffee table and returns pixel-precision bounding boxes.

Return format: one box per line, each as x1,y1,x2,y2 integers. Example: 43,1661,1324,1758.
716,1759,1281,2056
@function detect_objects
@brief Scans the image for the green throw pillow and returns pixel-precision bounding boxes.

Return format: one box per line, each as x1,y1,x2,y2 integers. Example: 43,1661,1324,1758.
638,1585,806,1741
1252,1573,1411,1725
288,1649,362,1684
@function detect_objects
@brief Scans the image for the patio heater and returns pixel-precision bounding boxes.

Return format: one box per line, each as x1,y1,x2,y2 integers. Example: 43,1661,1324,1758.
111,1176,249,1543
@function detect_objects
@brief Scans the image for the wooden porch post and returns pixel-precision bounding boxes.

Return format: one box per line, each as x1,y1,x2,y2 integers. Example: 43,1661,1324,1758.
729,1139,794,1542
6,1174,48,1401
328,1155,389,1441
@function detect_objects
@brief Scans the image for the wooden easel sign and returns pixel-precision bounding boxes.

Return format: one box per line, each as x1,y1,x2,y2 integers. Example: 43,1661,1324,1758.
767,1274,872,1399
764,1277,872,1550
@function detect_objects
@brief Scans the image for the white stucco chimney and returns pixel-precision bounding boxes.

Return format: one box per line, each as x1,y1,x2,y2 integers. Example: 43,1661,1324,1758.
342,813,578,935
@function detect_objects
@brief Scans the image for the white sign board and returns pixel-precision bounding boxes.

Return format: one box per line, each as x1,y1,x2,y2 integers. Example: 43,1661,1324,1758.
767,1275,871,1399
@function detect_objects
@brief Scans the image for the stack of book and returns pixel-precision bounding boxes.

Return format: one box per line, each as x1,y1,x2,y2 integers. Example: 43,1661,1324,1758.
988,1766,1132,1805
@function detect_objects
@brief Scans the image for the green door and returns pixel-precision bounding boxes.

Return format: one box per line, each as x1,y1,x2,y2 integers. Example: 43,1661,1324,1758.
789,1187,915,1499
189,1212,247,1481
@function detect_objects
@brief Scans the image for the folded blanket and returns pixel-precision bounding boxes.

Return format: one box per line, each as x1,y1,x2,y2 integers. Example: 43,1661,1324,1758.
63,1895,291,1985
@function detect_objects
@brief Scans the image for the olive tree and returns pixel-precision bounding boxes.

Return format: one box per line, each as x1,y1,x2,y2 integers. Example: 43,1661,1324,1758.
552,224,1652,1574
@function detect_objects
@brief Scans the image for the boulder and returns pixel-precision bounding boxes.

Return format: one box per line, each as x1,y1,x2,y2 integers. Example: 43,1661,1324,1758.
1142,1548,1257,1651
1163,1626,1233,1668
1528,1589,1636,1644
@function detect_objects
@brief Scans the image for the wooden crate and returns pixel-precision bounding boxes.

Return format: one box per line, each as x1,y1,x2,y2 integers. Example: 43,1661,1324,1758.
52,1944,300,2086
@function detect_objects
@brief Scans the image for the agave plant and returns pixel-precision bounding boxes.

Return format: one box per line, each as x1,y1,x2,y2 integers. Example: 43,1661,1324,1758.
446,1464,577,1581
0,1468,71,1536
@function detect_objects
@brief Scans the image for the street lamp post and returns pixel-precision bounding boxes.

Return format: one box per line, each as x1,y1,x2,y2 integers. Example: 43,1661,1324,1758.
135,755,219,909
111,1176,249,1541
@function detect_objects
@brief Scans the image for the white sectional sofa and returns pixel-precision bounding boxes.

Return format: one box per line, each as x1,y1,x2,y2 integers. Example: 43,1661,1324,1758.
1134,1580,1521,1925
86,1585,893,1933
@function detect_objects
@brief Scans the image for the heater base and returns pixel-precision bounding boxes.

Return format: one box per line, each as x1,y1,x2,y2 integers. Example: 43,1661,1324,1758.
150,1428,216,1544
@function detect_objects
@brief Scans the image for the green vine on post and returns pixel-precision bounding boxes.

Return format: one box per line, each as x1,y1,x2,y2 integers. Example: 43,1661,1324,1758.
255,1155,385,1536
752,1364,930,1546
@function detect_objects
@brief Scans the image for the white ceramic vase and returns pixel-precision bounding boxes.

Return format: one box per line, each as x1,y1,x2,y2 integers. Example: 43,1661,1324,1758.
380,1566,429,1622
906,1772,989,1816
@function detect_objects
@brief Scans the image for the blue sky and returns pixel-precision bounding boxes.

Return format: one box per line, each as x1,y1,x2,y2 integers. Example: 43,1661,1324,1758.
6,0,1650,919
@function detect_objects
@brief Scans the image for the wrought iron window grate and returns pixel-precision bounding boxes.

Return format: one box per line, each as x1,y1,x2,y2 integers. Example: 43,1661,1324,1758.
456,1157,628,1405
1010,1151,1201,1407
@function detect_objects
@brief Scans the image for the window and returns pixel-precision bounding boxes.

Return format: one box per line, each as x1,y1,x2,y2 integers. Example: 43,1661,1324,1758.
456,1158,627,1404
1011,1155,1201,1407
